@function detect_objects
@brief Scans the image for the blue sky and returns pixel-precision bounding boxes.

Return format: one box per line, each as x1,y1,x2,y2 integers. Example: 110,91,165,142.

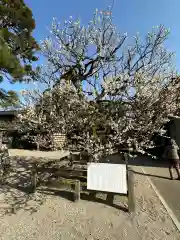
3,0,180,92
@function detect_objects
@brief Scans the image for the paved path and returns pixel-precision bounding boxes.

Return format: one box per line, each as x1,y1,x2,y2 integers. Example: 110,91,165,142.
132,156,180,222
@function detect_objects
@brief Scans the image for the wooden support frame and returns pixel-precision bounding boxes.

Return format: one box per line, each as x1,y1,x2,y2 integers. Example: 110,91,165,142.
86,154,135,213
3,149,135,213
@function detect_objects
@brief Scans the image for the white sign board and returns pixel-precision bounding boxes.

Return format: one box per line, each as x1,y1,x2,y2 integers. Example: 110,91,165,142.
87,163,127,194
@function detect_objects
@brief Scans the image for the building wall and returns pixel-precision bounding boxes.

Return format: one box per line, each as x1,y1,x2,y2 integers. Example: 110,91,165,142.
0,114,16,149
0,113,17,130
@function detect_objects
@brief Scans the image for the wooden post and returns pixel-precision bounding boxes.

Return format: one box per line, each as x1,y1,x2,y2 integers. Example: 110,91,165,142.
74,180,80,201
36,142,40,151
31,163,37,193
89,191,96,198
69,152,73,167
124,152,129,166
127,167,135,213
106,193,114,204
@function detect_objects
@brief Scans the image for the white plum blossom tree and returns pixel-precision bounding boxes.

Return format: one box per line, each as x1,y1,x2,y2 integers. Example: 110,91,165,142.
19,9,180,160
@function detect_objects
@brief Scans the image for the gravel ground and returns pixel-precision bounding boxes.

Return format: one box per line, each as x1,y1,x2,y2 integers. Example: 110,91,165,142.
0,165,179,240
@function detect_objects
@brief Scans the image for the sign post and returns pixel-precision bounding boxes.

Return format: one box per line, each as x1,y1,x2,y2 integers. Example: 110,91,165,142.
127,167,135,213
87,163,128,194
87,160,135,213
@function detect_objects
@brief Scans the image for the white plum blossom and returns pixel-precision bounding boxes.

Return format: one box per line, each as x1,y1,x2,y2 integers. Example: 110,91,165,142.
18,9,180,160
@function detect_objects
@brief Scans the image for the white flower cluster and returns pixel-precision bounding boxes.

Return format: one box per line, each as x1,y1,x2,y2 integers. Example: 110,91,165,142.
18,11,180,161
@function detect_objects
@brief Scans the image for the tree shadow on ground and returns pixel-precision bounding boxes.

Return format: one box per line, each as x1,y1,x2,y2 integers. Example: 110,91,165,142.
37,187,128,212
0,156,57,216
103,153,169,168
0,184,45,215
80,192,128,212
0,155,127,216
96,152,169,169
37,188,74,201
0,152,167,216
132,170,170,180
129,155,169,168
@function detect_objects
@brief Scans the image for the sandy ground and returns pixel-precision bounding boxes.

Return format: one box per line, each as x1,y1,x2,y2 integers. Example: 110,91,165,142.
0,164,179,240
8,149,70,161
